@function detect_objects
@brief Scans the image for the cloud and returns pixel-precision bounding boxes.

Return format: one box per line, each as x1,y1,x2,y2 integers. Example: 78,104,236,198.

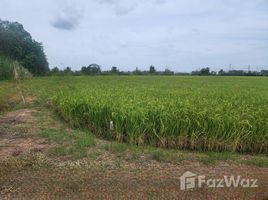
97,0,166,15
97,0,138,16
155,0,166,5
51,3,84,31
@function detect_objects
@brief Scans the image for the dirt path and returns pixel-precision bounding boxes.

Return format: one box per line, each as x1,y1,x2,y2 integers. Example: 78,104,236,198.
0,109,53,160
0,109,267,199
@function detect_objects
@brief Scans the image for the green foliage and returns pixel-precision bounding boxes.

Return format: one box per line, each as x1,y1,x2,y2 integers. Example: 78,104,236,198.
0,56,31,81
81,64,101,75
149,65,156,74
50,76,268,154
242,156,268,168
0,19,49,75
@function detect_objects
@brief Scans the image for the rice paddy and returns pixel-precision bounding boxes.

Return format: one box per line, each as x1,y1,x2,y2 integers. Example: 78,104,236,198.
49,76,268,154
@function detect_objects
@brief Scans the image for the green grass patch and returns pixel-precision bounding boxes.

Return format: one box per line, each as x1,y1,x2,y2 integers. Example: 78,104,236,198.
49,146,68,157
40,129,72,143
42,128,95,159
198,151,237,165
76,134,95,148
103,143,129,153
67,146,88,159
150,149,182,162
40,129,95,145
242,156,268,168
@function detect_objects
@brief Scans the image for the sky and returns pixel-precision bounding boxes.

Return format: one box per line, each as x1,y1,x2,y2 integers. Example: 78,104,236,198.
0,0,268,72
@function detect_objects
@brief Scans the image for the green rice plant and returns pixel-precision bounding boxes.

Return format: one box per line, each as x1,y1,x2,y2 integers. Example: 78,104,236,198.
51,76,268,154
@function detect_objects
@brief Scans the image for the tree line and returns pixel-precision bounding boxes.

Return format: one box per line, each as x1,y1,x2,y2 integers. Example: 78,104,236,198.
50,65,268,76
50,65,188,76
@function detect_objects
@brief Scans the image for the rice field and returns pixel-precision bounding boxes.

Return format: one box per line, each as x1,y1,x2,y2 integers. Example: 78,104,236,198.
51,76,268,154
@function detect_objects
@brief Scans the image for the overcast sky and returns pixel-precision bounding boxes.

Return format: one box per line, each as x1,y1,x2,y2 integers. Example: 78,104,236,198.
0,0,268,72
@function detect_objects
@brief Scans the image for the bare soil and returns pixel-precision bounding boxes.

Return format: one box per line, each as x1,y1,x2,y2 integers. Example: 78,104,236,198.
0,109,53,160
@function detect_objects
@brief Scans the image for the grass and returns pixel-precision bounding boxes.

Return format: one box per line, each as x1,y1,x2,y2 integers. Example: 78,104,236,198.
41,129,95,159
241,156,268,168
103,143,128,153
49,146,68,157
0,56,31,81
0,82,18,112
200,151,237,165
76,135,95,148
150,150,168,161
0,56,13,81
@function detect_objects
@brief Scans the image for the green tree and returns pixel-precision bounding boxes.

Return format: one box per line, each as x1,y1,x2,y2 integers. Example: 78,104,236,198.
111,66,119,74
149,65,156,74
0,19,49,75
200,67,210,76
81,64,101,75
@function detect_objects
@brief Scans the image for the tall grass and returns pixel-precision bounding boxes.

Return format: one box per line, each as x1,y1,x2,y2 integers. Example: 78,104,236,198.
50,76,268,154
0,56,13,81
0,56,32,81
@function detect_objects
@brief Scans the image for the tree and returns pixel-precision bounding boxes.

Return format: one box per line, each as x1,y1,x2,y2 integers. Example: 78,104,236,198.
261,70,268,76
63,67,72,75
200,67,210,76
51,67,60,75
111,66,119,74
218,69,225,76
163,68,174,75
81,64,101,75
149,65,156,74
0,19,49,75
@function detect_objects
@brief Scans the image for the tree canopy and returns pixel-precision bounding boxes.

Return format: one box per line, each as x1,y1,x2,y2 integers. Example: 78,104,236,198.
0,19,49,75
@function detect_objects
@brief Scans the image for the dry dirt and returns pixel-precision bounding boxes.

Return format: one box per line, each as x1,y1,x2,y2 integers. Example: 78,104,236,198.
0,109,53,160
